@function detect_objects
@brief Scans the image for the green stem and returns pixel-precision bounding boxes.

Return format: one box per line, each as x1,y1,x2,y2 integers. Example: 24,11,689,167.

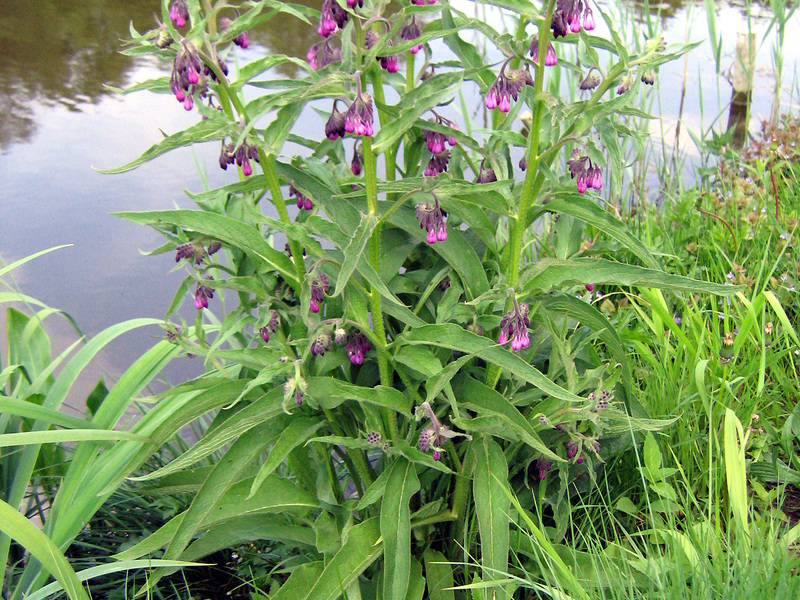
363,136,396,440
369,68,396,187
505,1,557,291
260,151,306,290
451,440,474,545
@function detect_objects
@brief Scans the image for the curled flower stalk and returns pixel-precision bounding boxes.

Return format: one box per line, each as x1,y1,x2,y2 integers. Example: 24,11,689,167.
485,59,526,113
345,80,375,137
416,193,447,244
415,402,470,461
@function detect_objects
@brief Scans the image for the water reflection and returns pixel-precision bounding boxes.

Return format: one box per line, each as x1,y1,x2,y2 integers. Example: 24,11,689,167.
0,0,160,149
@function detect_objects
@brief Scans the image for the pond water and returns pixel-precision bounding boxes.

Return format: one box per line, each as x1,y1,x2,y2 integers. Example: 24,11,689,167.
1,0,798,403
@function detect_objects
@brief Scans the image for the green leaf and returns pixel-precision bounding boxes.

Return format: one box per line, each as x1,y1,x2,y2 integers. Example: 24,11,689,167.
387,206,489,300
542,196,659,269
453,375,561,462
183,515,315,563
406,557,426,600
306,377,412,417
538,292,635,403
248,418,325,498
0,429,146,448
473,437,510,588
24,561,205,600
356,466,392,511
334,213,378,297
521,258,742,296
394,346,443,378
424,549,455,600
441,7,495,89
0,245,72,279
0,499,90,600
0,399,100,431
381,459,421,600
398,324,583,404
113,209,298,289
372,71,464,154
276,518,383,600
131,388,284,481
269,562,325,600
98,116,232,174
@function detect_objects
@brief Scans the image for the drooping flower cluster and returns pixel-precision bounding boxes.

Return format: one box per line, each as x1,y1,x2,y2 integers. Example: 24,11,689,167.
363,30,398,74
529,35,557,66
346,329,371,364
536,458,552,480
400,16,424,54
219,16,249,49
309,272,329,313
567,149,603,193
498,300,530,351
307,38,341,71
194,277,215,310
421,113,457,177
219,139,259,176
318,0,348,37
551,0,596,38
170,42,206,111
345,89,374,137
175,240,221,264
325,101,347,140
415,402,469,461
485,66,526,113
424,151,450,177
476,160,497,183
579,70,601,90
415,194,447,245
259,309,279,342
169,0,189,28
311,330,332,356
351,142,363,176
289,184,313,211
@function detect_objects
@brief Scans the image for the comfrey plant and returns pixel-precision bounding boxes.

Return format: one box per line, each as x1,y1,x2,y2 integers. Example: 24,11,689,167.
103,1,736,598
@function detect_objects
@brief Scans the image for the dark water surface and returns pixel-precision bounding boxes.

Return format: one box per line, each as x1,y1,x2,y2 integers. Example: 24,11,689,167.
0,0,798,402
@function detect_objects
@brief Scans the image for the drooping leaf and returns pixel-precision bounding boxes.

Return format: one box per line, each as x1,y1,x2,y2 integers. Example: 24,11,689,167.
398,324,583,404
453,375,561,462
98,116,232,174
113,210,298,289
306,377,412,417
521,257,741,296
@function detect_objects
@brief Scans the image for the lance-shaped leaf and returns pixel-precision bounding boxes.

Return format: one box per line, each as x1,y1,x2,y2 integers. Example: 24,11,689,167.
306,377,412,417
372,71,464,154
397,324,582,404
541,196,659,269
0,499,90,600
248,418,325,498
474,437,510,591
98,116,232,174
271,518,383,600
453,375,561,462
424,549,455,600
521,257,742,296
131,388,284,481
381,459,421,600
537,292,635,402
334,213,378,297
113,209,298,289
